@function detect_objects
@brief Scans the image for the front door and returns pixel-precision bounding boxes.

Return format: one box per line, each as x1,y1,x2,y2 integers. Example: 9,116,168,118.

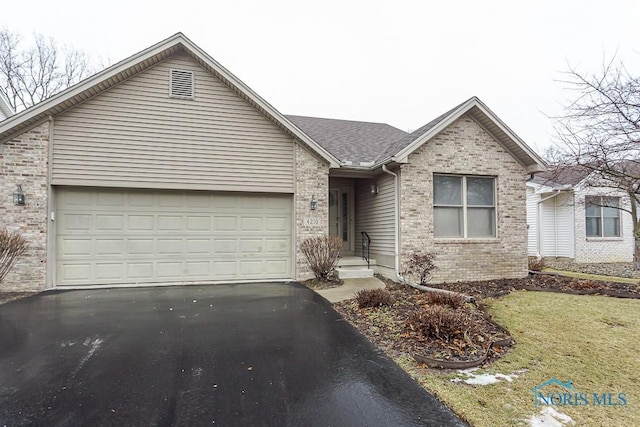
329,188,353,253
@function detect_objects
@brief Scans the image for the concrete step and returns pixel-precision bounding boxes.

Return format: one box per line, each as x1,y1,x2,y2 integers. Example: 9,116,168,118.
336,267,374,279
337,256,376,268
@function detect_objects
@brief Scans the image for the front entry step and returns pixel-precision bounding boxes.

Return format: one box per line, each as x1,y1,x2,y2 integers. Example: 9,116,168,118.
336,256,375,279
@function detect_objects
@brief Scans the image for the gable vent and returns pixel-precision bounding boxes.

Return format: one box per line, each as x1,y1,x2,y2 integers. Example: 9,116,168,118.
170,69,194,99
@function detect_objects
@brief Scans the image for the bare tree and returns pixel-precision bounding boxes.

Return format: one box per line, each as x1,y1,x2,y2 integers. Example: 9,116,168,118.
549,57,640,268
0,28,94,112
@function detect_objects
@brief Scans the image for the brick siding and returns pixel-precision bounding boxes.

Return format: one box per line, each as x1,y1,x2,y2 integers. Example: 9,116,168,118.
573,187,634,263
294,144,329,280
399,115,528,283
1,122,49,291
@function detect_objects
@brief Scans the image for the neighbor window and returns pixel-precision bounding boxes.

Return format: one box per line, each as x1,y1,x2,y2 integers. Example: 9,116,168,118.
585,196,620,237
433,174,496,238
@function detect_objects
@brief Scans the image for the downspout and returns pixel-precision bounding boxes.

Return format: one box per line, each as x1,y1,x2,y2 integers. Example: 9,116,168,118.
381,165,401,279
382,163,469,298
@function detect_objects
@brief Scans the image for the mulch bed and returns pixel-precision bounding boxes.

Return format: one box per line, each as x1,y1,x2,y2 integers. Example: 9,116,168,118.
301,277,344,290
334,272,640,368
427,272,640,300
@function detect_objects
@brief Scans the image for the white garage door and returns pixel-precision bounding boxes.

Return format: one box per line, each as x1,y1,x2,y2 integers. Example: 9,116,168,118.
55,188,293,286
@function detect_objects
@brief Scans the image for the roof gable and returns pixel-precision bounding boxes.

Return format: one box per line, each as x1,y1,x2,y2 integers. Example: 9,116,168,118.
0,33,340,167
382,97,546,173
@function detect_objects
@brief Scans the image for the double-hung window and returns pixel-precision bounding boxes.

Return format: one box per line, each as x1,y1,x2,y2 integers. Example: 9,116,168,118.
585,196,620,237
433,174,496,238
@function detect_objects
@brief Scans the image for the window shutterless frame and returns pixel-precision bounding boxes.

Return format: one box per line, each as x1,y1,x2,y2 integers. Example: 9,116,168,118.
433,174,497,238
585,196,621,238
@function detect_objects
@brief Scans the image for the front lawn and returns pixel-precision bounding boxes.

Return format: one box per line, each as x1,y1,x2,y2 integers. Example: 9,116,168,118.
337,283,640,426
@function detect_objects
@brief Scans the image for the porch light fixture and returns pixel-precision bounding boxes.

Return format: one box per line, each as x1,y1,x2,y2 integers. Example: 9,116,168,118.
13,185,26,205
310,194,317,210
370,184,379,195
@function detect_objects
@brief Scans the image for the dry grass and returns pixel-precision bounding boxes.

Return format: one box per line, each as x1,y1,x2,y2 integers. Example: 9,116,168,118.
397,291,640,426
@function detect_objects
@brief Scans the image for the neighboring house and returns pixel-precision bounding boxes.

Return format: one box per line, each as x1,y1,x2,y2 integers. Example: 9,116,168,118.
0,89,14,121
0,33,545,291
527,166,635,262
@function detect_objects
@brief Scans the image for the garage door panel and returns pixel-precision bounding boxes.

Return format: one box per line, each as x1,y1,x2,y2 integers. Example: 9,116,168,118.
96,215,124,231
61,239,92,256
158,215,183,231
96,239,125,255
239,260,264,275
56,189,292,286
266,238,290,254
241,217,263,231
95,263,124,280
214,216,237,230
266,260,288,275
127,263,154,279
60,214,92,231
129,215,154,231
186,216,211,231
158,238,183,254
186,239,211,254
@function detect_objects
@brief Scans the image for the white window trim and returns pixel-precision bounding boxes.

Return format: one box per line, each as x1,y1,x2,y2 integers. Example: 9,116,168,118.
433,174,497,239
585,196,621,238
169,69,195,100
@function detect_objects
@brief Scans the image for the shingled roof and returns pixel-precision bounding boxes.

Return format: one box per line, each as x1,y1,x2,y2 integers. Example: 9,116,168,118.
289,97,546,173
286,115,408,165
531,165,593,188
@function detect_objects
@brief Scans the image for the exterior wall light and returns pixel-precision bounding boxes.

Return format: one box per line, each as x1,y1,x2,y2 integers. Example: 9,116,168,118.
310,194,317,211
370,184,378,195
13,185,26,205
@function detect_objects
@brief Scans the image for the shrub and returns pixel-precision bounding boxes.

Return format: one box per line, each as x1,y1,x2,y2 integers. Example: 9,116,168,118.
0,229,28,284
355,288,393,308
406,305,475,342
300,235,343,280
528,256,546,271
403,251,437,285
423,291,467,309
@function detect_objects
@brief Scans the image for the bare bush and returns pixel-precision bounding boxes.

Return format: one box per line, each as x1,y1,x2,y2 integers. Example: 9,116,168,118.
403,251,437,285
406,305,476,342
300,236,343,280
0,229,28,284
423,292,467,309
528,256,546,271
355,288,393,309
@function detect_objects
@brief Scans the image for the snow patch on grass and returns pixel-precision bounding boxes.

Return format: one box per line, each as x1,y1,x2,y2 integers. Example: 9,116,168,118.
528,407,575,426
450,368,527,385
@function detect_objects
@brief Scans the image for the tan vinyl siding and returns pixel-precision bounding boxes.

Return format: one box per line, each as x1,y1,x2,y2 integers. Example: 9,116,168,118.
52,52,294,192
355,174,396,266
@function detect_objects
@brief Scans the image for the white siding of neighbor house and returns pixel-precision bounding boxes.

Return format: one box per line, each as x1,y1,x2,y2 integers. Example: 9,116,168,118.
526,186,539,255
355,173,396,268
538,192,575,258
52,52,295,193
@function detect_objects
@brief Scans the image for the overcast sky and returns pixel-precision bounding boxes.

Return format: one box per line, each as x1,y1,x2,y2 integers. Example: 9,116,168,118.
4,0,640,155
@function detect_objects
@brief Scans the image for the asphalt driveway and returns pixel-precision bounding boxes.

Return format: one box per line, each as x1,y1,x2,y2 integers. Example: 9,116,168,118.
0,282,465,426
